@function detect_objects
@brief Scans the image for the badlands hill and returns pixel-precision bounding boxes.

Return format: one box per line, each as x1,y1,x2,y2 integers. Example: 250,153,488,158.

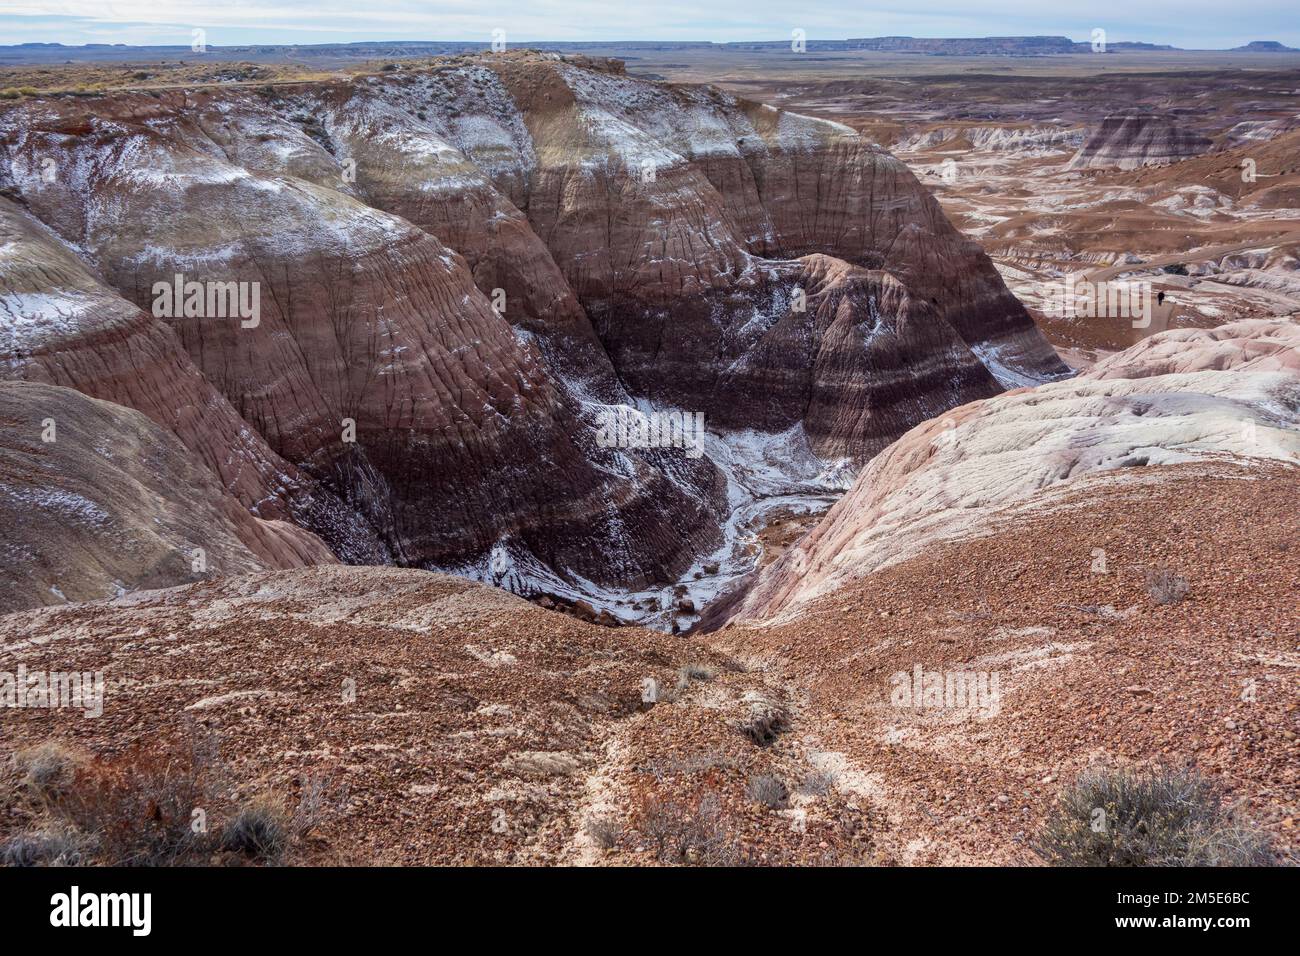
2,322,1294,865
731,319,1300,621
0,50,1066,614
711,455,1297,863
1112,125,1300,208
0,380,332,613
1068,114,1213,171
0,565,881,865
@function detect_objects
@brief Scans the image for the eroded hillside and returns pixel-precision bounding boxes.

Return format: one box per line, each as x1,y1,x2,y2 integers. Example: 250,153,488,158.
0,51,1065,623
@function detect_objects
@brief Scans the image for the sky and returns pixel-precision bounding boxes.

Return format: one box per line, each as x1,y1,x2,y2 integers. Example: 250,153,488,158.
1,1,1297,50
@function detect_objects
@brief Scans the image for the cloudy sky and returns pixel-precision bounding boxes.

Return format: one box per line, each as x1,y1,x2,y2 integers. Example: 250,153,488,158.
1,1,1297,49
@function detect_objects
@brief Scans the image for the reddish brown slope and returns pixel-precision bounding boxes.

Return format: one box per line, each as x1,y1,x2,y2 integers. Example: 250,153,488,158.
0,567,871,865
712,461,1299,864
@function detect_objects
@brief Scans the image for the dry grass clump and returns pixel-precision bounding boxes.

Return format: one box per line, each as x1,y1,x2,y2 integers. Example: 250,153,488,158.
583,815,623,850
1145,568,1189,605
14,741,84,806
632,791,736,865
1,733,343,867
1034,766,1275,866
798,769,837,798
745,774,789,809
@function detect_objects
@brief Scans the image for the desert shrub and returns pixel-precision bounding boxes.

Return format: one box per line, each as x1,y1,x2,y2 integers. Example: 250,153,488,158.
222,799,288,862
290,771,344,840
1145,568,1189,605
799,770,837,798
220,770,346,864
53,743,216,866
634,792,734,865
1147,568,1189,603
584,815,622,850
669,662,717,699
1034,766,1275,866
745,774,789,809
15,741,81,806
680,663,716,683
1,829,89,867
12,733,339,866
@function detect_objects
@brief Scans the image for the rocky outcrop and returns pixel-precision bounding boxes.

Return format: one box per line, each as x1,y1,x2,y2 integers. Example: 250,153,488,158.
730,319,1300,623
1068,114,1212,170
0,51,1066,609
0,381,334,613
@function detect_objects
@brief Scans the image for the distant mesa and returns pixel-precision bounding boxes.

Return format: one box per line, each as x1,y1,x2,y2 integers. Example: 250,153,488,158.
1229,41,1300,52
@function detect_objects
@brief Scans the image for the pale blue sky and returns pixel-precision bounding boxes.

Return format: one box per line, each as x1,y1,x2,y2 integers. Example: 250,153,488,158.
1,2,1297,49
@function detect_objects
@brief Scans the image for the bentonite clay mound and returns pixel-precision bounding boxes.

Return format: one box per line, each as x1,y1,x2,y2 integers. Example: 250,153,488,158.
730,319,1300,623
0,197,385,564
1068,113,1213,171
0,50,1065,612
0,381,334,613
